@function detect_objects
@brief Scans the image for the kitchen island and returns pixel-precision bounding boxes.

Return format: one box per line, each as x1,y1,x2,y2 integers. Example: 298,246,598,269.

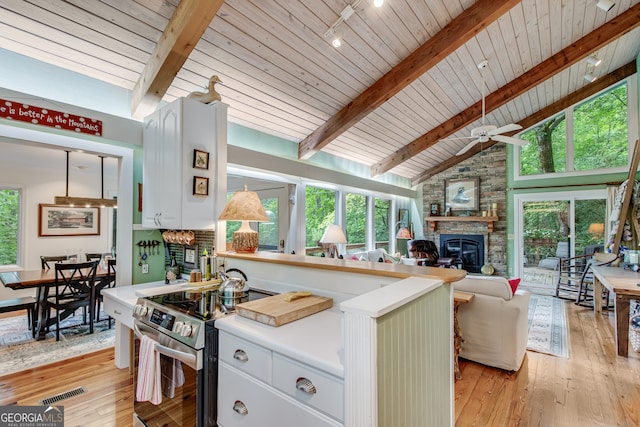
105,252,465,426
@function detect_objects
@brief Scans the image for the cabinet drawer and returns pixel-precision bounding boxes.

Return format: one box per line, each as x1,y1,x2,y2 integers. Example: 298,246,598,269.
102,296,132,329
272,353,344,421
219,332,271,383
218,363,341,427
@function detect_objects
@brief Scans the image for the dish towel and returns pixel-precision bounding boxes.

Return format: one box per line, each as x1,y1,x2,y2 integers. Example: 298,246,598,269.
136,334,162,405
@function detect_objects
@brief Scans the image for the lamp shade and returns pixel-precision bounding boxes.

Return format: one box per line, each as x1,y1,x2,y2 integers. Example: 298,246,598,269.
218,185,269,222
320,224,347,244
396,227,412,239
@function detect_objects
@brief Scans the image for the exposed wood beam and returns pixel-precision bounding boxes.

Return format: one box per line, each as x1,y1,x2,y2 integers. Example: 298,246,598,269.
131,0,223,120
374,3,640,178
411,61,637,185
297,0,521,160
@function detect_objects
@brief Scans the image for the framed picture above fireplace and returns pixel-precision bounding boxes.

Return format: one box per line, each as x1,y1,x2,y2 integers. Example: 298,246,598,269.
445,177,479,212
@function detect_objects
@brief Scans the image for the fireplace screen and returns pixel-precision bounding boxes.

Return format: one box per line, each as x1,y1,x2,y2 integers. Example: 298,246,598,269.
440,234,484,273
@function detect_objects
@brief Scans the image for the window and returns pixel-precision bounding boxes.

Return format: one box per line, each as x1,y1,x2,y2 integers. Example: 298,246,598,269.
258,197,278,251
518,82,630,177
0,188,20,267
305,186,336,255
374,198,391,252
345,193,366,253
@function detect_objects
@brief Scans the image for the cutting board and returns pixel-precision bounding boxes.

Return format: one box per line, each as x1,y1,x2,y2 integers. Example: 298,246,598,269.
235,293,333,327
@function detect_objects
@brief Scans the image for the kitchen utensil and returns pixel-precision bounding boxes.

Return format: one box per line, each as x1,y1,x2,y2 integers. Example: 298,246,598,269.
218,268,248,311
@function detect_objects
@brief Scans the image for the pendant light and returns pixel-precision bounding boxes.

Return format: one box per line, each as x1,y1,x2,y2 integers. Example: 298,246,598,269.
54,151,118,208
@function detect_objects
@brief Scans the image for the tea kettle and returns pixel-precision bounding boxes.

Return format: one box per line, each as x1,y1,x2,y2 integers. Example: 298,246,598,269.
219,268,248,311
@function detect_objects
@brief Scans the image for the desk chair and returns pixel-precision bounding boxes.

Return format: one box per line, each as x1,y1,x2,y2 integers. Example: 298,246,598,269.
40,255,68,270
47,260,98,341
96,259,116,328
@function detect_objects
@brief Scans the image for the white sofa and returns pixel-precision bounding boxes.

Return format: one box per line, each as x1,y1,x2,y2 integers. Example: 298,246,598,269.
453,275,530,372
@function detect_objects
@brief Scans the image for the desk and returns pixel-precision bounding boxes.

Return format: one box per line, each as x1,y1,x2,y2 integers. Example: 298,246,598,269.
592,266,640,357
0,267,108,340
454,290,474,380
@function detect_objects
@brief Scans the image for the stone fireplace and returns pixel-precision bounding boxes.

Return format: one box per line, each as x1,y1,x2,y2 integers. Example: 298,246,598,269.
440,234,484,273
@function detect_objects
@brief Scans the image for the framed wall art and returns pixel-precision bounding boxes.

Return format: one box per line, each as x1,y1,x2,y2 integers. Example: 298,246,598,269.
38,204,100,237
444,177,479,212
193,176,209,196
183,245,198,270
193,149,209,170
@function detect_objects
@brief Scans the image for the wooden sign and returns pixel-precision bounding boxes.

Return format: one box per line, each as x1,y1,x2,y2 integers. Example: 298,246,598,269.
0,98,103,136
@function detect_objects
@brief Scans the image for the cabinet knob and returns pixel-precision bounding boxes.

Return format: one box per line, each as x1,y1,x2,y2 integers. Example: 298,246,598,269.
233,400,248,415
233,349,248,362
295,377,317,394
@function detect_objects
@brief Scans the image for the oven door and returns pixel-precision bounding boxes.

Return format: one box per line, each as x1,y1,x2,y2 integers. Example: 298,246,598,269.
133,320,204,427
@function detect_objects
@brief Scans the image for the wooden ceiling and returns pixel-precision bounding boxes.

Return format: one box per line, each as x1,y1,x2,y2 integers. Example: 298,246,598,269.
1,0,639,184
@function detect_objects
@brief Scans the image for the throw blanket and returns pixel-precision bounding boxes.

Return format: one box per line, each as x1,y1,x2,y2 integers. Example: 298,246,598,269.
136,335,162,405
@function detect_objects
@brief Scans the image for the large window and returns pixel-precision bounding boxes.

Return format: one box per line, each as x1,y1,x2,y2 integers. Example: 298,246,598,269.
305,186,336,255
345,193,366,253
374,198,391,252
518,82,630,177
0,188,20,266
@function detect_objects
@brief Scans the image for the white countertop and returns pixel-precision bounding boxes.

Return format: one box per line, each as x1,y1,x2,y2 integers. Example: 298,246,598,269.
215,308,344,378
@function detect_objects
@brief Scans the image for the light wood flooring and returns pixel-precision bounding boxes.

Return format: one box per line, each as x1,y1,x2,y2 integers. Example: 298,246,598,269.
1,301,639,426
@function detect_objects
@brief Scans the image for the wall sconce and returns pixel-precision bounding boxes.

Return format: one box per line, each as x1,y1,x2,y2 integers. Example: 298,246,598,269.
596,0,615,12
320,224,347,258
54,151,117,208
218,185,269,253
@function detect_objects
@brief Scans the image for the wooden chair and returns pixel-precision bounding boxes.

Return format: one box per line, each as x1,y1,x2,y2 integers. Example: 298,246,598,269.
95,258,116,328
47,260,98,341
575,252,618,307
40,255,68,270
85,253,103,263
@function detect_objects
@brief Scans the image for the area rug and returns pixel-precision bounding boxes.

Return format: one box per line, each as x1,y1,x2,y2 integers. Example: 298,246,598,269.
527,294,570,358
0,312,115,376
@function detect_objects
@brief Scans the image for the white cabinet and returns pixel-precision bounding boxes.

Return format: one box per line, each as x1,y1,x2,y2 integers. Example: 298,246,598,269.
217,331,343,427
142,97,227,230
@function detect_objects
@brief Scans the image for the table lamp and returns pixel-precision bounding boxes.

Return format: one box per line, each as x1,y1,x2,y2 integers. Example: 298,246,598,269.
319,224,347,258
218,185,269,253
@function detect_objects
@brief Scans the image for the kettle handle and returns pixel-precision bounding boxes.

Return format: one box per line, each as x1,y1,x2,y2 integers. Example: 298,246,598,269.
225,268,248,281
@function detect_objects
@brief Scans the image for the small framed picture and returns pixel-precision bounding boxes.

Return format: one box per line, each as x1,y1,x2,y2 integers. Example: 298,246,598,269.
193,149,209,170
193,176,209,196
183,245,198,270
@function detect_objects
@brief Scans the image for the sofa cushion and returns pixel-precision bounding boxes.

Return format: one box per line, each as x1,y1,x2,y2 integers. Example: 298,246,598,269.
453,275,513,300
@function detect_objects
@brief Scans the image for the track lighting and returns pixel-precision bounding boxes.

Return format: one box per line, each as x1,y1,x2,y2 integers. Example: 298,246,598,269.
584,73,597,83
324,0,383,47
587,56,602,67
596,0,615,12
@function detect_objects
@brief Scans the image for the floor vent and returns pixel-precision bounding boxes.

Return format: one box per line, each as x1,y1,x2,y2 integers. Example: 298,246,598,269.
39,386,87,405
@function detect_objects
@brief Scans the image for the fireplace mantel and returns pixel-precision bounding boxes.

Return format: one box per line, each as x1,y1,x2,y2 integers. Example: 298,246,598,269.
425,216,498,232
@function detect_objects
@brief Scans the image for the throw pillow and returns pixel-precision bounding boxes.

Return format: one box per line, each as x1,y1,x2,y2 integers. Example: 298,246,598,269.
508,278,521,294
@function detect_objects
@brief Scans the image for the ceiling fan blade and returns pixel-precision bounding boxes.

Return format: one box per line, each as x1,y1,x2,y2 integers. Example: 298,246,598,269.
441,135,475,141
456,139,481,156
488,123,522,135
491,134,528,146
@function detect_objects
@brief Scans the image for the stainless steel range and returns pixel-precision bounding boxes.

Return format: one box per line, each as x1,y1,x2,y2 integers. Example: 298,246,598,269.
132,283,274,427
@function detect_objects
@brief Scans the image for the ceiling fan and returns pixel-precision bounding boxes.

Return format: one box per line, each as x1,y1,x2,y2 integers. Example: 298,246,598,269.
450,60,528,156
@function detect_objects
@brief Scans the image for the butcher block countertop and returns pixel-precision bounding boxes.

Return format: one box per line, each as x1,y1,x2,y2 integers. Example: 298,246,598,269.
218,251,466,283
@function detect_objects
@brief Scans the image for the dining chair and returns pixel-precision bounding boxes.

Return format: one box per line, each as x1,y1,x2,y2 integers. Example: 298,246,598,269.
40,255,68,270
575,252,618,307
85,253,103,263
95,258,116,328
47,260,98,341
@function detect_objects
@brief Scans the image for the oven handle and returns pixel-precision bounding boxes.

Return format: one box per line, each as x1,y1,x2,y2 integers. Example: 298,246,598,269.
133,324,197,368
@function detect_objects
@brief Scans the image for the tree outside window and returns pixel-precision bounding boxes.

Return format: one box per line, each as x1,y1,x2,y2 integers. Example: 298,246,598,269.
0,188,20,266
519,82,628,176
305,186,336,254
374,198,391,252
345,193,366,253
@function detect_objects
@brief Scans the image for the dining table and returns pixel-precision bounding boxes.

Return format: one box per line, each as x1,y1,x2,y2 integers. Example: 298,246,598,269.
0,266,109,340
592,265,640,357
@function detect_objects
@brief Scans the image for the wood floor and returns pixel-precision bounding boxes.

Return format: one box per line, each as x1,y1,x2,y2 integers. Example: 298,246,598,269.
1,301,639,426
